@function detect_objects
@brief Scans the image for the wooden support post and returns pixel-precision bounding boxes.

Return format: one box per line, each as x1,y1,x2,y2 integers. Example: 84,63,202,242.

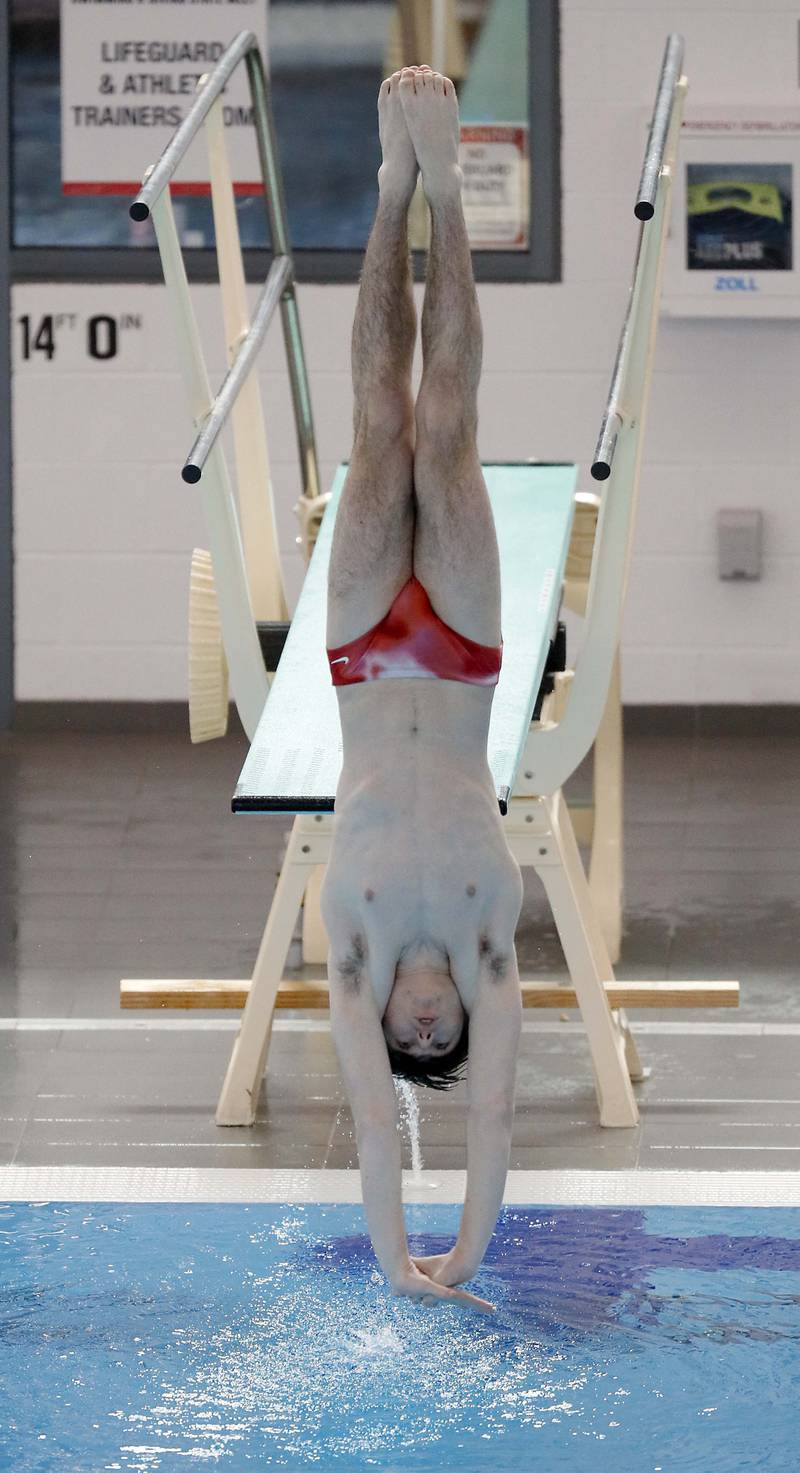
301,864,329,965
214,816,330,1125
505,792,639,1127
589,648,624,964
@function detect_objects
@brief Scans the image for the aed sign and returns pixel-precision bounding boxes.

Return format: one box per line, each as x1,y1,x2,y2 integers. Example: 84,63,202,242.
60,0,268,196
663,107,800,318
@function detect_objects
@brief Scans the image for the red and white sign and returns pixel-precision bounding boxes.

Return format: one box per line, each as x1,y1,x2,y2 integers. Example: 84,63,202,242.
459,125,529,250
60,0,267,196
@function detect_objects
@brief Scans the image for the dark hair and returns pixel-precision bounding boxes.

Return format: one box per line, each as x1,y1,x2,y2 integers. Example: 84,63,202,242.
385,1015,469,1091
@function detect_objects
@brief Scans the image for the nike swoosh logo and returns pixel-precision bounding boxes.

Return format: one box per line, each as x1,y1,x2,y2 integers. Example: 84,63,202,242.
330,656,349,666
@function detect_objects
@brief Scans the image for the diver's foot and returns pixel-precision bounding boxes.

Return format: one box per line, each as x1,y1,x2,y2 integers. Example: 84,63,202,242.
398,67,462,203
377,70,419,205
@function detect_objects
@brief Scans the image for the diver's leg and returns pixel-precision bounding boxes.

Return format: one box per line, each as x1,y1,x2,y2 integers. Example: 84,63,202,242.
399,67,501,647
326,72,419,648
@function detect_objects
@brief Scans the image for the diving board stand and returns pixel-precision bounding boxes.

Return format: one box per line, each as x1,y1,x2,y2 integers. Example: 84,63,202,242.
217,460,667,1128
128,461,664,1129
208,458,734,1132
128,31,322,746
124,458,739,1132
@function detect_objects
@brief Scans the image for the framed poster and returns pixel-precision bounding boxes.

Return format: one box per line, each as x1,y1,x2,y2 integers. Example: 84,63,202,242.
663,109,800,317
60,0,268,197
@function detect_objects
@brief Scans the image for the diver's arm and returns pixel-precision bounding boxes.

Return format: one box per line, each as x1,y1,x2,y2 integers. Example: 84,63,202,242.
354,1121,408,1285
328,956,498,1312
451,944,522,1277
327,947,410,1285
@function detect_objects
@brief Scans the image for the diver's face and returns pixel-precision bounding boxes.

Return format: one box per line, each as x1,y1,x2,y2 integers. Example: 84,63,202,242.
382,967,465,1059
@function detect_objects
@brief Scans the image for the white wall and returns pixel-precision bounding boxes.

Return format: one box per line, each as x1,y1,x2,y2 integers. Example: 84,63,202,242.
11,0,800,703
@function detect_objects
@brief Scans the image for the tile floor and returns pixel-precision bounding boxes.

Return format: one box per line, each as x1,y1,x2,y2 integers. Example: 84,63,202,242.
1,720,798,1173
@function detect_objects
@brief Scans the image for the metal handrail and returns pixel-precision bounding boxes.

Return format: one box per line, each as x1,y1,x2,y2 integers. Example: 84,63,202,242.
635,32,685,222
129,31,319,502
182,254,292,483
522,45,687,803
590,349,625,483
130,31,255,222
592,32,684,479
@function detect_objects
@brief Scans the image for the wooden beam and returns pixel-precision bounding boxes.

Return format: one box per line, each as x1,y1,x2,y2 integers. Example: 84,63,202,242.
121,978,739,1011
121,978,330,1010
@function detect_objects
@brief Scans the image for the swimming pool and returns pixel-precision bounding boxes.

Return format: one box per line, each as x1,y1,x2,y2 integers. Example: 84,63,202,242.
1,1169,798,1472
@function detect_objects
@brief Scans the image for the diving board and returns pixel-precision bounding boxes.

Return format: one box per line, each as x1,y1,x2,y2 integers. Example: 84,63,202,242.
233,462,577,816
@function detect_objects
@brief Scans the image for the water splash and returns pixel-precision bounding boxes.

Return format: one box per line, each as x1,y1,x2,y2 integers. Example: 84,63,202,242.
344,1325,406,1361
395,1077,424,1182
395,1078,441,1190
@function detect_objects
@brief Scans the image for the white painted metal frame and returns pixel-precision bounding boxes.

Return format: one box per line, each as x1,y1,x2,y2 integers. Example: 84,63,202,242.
529,36,688,962
496,47,689,1127
132,32,320,742
205,99,286,624
521,86,687,803
150,182,268,741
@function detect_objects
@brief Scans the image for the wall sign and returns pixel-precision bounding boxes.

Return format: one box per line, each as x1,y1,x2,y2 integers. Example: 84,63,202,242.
459,125,529,250
663,108,800,317
60,0,267,196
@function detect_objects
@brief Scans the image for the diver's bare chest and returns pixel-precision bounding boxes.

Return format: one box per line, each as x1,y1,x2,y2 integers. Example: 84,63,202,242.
322,763,522,1010
329,782,511,939
352,848,485,938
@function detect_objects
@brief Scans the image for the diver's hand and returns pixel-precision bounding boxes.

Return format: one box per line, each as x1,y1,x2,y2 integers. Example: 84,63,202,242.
410,1248,477,1288
391,1261,495,1314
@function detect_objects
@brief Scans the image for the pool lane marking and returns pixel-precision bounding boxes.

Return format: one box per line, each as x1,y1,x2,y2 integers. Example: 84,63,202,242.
1,1165,800,1205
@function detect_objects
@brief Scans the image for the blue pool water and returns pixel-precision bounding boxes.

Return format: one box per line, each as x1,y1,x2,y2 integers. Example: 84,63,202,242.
1,1200,799,1471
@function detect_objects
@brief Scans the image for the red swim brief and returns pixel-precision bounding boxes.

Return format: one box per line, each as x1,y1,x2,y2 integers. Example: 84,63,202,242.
326,575,502,687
